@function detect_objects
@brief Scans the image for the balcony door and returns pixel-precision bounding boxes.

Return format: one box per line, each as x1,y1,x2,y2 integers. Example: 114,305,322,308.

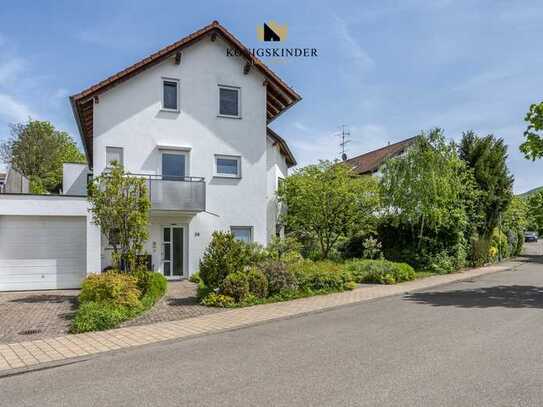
162,226,184,279
161,152,187,181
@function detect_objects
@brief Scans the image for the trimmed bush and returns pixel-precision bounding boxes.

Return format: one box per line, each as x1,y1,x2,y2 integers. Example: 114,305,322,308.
201,293,235,307
344,259,415,284
71,301,139,333
289,260,347,291
189,272,201,284
135,270,167,309
262,261,298,295
199,232,247,289
79,272,141,307
220,272,250,302
246,268,268,298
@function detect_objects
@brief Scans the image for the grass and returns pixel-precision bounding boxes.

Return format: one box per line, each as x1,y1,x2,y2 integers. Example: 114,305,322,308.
415,271,436,279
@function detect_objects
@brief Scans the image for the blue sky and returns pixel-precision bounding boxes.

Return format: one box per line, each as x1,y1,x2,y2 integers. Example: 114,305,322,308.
1,0,542,193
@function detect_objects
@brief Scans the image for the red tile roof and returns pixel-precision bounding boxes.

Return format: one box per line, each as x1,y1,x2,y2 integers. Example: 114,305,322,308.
344,137,418,174
70,20,301,167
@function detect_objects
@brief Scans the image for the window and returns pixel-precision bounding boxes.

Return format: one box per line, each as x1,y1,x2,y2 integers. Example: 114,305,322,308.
162,79,179,111
218,86,240,117
162,152,187,180
215,155,241,178
106,147,123,168
231,226,253,243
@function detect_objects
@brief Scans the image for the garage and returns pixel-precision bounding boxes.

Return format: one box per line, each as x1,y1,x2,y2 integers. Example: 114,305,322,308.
0,216,87,291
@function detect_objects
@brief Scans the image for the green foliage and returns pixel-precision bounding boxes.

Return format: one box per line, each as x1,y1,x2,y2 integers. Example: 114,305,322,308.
289,260,347,291
278,160,380,259
199,231,248,289
344,259,416,284
79,272,141,308
520,101,543,160
469,236,490,267
220,272,250,302
459,131,513,237
261,261,299,295
246,268,269,298
267,236,303,262
134,270,167,309
71,301,138,333
201,293,235,307
526,191,543,235
88,162,150,272
0,119,86,193
189,272,201,284
362,237,383,260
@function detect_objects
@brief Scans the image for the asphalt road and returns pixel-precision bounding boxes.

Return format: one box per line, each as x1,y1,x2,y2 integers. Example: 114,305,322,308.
2,243,543,407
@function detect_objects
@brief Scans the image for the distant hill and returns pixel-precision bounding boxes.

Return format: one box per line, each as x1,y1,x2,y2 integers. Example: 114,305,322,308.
518,186,543,198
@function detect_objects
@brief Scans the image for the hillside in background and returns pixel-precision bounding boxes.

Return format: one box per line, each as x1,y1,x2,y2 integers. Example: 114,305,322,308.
518,186,543,198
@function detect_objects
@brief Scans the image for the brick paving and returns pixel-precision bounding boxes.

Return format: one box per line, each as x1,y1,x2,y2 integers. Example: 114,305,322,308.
0,262,518,373
122,280,225,327
0,290,79,344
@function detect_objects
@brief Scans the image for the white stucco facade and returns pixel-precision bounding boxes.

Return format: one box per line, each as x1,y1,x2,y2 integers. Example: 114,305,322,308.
89,37,291,277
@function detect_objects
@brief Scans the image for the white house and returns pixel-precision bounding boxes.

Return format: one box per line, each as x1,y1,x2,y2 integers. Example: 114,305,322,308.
0,21,300,291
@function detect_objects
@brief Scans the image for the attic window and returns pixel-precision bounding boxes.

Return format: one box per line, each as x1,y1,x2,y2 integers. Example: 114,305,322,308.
218,85,240,118
162,79,179,111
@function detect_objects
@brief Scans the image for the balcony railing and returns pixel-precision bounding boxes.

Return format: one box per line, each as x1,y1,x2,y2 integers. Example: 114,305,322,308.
132,174,206,212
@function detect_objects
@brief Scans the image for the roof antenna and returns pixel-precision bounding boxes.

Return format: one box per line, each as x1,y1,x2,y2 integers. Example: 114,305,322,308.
338,125,351,161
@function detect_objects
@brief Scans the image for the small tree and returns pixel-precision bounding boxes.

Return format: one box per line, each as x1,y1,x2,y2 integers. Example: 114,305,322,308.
520,101,543,160
0,119,85,193
88,163,151,272
278,161,380,259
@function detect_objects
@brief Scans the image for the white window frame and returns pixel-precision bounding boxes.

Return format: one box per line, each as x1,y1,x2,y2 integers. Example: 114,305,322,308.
214,154,241,178
217,85,241,118
161,77,180,112
160,150,189,178
230,226,253,243
105,146,124,168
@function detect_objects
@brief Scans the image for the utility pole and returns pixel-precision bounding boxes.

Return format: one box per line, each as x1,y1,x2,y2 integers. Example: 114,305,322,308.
338,125,351,161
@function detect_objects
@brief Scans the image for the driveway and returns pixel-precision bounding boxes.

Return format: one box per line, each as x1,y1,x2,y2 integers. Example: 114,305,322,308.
0,280,222,343
1,242,542,406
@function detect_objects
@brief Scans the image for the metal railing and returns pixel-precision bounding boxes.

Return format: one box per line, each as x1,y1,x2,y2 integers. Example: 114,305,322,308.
130,173,206,212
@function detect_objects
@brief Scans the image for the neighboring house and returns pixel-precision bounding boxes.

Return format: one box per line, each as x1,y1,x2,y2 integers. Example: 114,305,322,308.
0,173,5,193
0,21,300,291
1,167,30,194
344,137,417,176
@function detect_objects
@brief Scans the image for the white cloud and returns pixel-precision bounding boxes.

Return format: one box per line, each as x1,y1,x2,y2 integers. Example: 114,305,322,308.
0,93,34,123
0,58,25,86
334,16,375,72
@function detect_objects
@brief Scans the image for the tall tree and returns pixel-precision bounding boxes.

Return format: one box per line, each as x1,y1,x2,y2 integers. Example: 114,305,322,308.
520,101,543,160
0,119,85,193
278,161,380,259
458,131,513,237
380,129,473,251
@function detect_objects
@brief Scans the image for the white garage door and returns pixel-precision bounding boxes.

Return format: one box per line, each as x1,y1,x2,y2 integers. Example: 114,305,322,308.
0,216,86,291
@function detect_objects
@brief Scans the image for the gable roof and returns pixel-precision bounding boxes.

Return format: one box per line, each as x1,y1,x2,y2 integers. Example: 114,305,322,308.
70,20,302,167
267,128,297,168
344,137,418,174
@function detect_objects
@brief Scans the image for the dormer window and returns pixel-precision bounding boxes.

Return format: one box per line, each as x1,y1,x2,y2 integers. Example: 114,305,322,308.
162,78,179,111
218,85,240,118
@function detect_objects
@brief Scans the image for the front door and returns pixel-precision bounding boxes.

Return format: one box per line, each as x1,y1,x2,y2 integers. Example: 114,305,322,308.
162,226,184,279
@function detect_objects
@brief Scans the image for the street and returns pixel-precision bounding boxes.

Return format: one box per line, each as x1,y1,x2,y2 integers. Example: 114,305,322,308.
1,243,542,406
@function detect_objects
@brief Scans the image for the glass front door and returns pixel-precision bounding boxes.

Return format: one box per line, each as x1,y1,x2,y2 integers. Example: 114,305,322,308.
162,226,184,279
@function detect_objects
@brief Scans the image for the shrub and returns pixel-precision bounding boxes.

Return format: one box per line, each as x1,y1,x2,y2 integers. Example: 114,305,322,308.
289,260,346,291
344,281,358,290
201,293,235,307
134,271,167,309
71,301,138,333
343,259,415,284
428,251,456,274
362,237,383,260
189,272,201,284
220,272,249,302
267,236,303,261
262,261,298,295
469,236,490,267
199,232,246,289
246,268,268,298
79,272,141,308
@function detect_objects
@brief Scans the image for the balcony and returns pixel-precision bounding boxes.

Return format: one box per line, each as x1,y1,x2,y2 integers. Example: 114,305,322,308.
137,174,206,212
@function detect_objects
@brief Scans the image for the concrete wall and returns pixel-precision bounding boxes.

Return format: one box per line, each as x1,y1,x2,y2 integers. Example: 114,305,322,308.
62,163,90,196
92,36,288,275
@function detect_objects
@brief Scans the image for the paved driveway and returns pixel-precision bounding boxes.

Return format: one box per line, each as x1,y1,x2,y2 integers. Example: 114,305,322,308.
0,290,78,343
